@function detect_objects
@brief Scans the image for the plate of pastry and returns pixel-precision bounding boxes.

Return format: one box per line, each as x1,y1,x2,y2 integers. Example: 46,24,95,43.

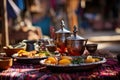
12,50,60,64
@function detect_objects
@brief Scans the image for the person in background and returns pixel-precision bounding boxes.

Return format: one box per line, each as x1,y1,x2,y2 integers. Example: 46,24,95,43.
7,0,43,44
9,10,43,44
31,0,56,38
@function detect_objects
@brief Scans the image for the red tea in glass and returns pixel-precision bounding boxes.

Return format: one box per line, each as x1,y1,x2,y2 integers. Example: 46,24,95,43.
56,42,67,54
46,44,56,52
67,40,86,56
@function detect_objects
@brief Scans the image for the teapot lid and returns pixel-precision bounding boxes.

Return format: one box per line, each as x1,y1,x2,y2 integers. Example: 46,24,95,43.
67,26,85,40
56,20,71,33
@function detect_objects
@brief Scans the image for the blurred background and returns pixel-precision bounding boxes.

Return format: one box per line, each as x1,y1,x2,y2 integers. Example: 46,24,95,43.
0,0,120,54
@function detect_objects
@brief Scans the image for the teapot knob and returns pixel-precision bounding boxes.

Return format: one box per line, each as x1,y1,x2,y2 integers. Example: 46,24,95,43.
73,25,78,38
60,20,65,31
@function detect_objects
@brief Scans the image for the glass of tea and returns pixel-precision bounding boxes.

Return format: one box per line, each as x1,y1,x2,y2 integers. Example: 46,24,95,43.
46,44,56,52
86,44,98,55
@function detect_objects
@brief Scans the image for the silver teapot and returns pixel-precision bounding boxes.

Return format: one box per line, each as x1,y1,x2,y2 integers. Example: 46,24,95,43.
66,26,88,56
55,20,71,53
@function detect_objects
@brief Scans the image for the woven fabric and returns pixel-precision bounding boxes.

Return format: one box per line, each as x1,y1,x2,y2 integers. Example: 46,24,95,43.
0,59,120,80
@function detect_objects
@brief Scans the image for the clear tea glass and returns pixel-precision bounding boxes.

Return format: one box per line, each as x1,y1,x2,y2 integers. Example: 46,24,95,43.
86,44,98,55
46,44,56,52
55,33,70,54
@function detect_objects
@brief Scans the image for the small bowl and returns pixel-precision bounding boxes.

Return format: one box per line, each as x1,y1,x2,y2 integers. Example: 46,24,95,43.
86,44,98,53
3,47,24,57
0,57,13,70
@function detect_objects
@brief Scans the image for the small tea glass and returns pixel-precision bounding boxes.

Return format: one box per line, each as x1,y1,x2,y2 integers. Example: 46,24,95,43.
86,44,98,55
46,44,56,52
45,39,57,52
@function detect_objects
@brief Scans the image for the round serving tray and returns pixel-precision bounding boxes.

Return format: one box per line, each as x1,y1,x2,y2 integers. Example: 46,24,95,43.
40,56,106,72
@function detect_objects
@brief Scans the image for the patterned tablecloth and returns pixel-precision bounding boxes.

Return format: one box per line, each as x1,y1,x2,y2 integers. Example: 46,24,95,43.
0,58,120,80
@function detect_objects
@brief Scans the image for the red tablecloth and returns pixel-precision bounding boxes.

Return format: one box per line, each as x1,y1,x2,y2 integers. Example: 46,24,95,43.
0,59,120,80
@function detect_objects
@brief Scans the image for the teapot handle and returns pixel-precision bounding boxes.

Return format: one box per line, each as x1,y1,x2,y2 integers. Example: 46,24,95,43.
84,39,88,46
